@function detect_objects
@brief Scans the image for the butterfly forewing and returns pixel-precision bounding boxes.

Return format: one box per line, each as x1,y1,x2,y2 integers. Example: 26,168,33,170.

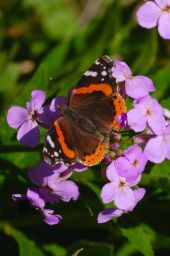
43,116,77,166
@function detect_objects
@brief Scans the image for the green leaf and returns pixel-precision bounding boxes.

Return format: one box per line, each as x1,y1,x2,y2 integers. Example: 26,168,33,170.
121,225,154,256
3,225,44,256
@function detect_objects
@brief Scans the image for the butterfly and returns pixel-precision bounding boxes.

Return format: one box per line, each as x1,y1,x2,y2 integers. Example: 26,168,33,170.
43,55,126,167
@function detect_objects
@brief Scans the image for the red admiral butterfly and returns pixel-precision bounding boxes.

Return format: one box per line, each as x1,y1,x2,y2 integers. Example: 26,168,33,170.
43,55,126,166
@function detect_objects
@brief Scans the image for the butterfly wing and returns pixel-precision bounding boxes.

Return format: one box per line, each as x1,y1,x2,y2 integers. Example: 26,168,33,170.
43,116,77,166
69,55,116,108
43,116,106,166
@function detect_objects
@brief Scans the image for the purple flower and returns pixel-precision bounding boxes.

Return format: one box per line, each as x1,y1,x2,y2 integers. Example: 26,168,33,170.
144,124,170,163
136,0,170,39
112,60,155,99
101,161,144,211
50,96,68,112
98,188,145,223
12,160,81,225
28,160,80,203
7,90,54,147
127,96,166,135
115,145,148,181
13,188,62,225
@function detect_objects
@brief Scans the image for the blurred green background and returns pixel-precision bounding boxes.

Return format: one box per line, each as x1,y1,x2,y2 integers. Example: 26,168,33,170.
0,0,170,255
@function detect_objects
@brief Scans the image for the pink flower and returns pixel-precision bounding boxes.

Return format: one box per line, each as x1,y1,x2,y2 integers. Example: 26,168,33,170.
13,189,62,225
127,96,166,135
7,91,66,147
115,145,147,182
144,124,170,163
112,60,155,99
98,188,145,223
136,0,170,39
101,161,144,211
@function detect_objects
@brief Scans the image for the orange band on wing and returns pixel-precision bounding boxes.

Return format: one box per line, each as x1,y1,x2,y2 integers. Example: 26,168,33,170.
112,94,126,129
72,84,112,96
54,121,75,159
82,143,105,166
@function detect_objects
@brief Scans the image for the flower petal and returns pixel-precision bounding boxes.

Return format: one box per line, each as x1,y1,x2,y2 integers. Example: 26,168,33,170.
123,145,148,175
7,106,28,128
144,135,167,163
12,193,26,201
106,161,119,182
17,120,39,147
101,182,118,204
27,90,46,112
133,188,146,204
114,187,136,210
158,12,170,39
136,1,161,28
155,0,170,8
166,140,170,159
38,104,59,129
165,128,170,159
71,162,88,172
42,209,62,225
97,208,123,223
28,160,55,186
27,188,45,209
127,188,146,211
115,157,139,181
127,108,147,132
148,113,166,135
125,76,153,99
112,60,132,82
124,145,142,163
51,180,79,202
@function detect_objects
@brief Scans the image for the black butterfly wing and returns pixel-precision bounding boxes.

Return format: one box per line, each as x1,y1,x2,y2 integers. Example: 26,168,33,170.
43,116,106,166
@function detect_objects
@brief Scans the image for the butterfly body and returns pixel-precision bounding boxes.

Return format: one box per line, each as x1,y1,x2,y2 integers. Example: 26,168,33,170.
57,105,97,133
43,56,126,167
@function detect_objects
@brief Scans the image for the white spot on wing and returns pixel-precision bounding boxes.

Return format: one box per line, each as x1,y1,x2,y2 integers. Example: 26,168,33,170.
101,71,107,76
54,152,59,157
47,135,55,148
84,71,97,77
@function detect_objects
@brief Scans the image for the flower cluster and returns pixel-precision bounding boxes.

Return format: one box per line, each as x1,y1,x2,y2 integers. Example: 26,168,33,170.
7,58,169,225
12,161,86,225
